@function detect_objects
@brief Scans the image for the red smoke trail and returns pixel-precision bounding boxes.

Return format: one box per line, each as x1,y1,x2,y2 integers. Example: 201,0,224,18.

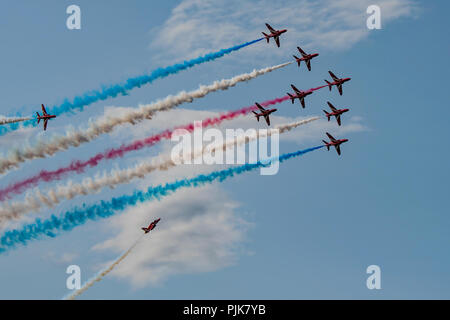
0,96,290,201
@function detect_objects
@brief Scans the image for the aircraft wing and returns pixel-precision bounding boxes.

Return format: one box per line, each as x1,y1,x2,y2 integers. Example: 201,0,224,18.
326,132,337,142
336,115,341,126
305,59,311,71
337,84,343,95
265,23,276,33
327,102,337,112
274,36,280,47
329,71,339,81
297,46,307,57
41,104,47,115
335,144,341,155
300,97,305,109
264,115,270,126
291,84,300,94
43,119,48,131
255,102,265,112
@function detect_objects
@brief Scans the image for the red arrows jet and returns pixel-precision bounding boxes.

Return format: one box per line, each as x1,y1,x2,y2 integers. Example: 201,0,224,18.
36,104,56,131
262,23,287,48
323,132,348,156
252,102,277,126
323,101,349,126
141,218,161,234
287,84,314,109
324,71,351,95
293,46,319,71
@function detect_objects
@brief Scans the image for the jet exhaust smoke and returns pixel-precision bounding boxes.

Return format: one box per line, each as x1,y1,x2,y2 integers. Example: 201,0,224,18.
0,117,32,126
0,38,264,137
0,117,318,223
0,95,291,201
0,62,290,175
0,145,324,253
64,235,144,300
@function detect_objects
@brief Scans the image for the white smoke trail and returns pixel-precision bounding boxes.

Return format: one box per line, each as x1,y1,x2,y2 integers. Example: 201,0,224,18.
0,62,292,175
0,117,32,125
64,235,144,300
0,116,318,223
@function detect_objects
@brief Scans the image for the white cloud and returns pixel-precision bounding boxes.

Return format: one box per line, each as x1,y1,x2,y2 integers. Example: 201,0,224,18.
149,0,417,63
92,185,249,287
88,106,366,287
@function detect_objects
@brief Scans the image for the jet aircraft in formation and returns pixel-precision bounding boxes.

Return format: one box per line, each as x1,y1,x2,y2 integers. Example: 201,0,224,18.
252,102,277,126
293,47,319,71
262,23,287,48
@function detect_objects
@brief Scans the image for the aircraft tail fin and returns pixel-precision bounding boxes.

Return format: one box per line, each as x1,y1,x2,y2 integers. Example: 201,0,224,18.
262,32,269,43
252,111,260,121
287,93,295,104
36,112,40,124
323,110,330,121
325,80,332,91
323,140,330,150
293,55,301,67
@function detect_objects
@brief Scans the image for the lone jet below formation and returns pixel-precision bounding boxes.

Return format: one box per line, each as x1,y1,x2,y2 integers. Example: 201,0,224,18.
252,102,277,126
36,104,56,131
262,23,287,48
325,71,351,96
323,132,348,156
293,47,319,71
141,218,161,234
323,101,349,126
287,84,314,109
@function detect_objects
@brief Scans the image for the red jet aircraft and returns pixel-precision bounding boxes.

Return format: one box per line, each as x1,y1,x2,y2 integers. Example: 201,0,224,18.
323,101,349,126
252,102,277,126
287,84,314,109
36,104,56,131
141,218,161,234
262,23,287,48
293,46,319,71
325,71,351,96
323,132,348,156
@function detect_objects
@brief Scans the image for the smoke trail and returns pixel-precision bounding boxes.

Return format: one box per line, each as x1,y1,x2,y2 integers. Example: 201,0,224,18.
0,62,290,175
0,96,291,201
65,235,144,300
0,117,32,126
0,117,319,223
0,38,264,137
0,145,324,253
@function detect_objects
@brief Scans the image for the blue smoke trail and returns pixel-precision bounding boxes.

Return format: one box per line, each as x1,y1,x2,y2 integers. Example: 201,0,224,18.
0,38,264,137
0,145,323,254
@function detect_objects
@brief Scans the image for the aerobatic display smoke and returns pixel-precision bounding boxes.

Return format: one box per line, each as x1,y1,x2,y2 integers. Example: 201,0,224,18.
0,38,264,137
0,62,290,175
0,145,324,253
65,235,144,300
0,117,319,223
0,117,32,126
0,95,291,201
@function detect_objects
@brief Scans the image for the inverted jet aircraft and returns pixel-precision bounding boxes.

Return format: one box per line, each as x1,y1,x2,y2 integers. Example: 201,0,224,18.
262,23,287,48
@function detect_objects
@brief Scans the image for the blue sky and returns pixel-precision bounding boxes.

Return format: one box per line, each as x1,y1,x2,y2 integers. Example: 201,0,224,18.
0,0,449,299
